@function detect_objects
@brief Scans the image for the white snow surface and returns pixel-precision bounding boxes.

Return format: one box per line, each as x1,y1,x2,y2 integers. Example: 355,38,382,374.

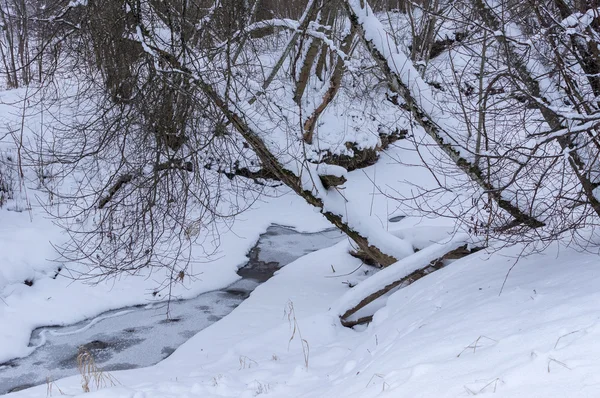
2,35,599,396
0,190,332,364
5,104,597,395
6,234,600,397
2,127,599,397
0,106,450,368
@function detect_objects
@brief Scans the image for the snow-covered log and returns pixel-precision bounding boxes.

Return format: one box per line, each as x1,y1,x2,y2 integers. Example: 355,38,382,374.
331,233,470,323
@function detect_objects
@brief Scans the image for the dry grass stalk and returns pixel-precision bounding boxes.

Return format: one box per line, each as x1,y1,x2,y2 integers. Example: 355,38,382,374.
286,301,310,368
76,347,118,392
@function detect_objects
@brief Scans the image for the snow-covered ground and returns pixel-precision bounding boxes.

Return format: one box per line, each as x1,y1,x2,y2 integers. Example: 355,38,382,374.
3,147,600,397
0,225,346,394
0,123,449,392
0,192,332,364
2,87,599,397
6,226,600,397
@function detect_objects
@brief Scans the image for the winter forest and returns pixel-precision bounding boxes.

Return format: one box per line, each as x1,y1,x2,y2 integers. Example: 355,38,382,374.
2,0,600,396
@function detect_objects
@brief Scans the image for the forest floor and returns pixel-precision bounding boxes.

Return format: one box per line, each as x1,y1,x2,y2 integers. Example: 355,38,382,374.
1,88,599,396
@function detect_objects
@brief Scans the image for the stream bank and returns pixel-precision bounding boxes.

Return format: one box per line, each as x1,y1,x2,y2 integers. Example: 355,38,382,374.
0,225,345,394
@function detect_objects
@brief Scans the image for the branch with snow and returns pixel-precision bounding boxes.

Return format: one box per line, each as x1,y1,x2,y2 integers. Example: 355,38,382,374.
344,0,544,230
331,233,471,323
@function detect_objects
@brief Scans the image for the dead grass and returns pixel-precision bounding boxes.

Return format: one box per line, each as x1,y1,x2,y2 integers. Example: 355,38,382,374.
45,377,64,397
285,301,310,368
76,347,118,392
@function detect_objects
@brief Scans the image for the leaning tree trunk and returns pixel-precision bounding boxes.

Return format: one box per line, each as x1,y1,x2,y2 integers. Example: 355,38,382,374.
201,84,399,266
133,38,400,267
472,0,600,219
343,0,545,230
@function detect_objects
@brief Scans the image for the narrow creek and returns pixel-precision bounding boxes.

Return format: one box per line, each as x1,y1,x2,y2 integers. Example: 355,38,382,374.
0,225,345,394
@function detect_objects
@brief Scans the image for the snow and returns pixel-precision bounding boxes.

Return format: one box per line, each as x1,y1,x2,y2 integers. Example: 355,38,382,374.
0,191,335,365
561,7,600,34
0,86,448,381
67,0,87,7
314,163,347,179
3,3,600,397
0,70,444,367
2,128,599,397
346,0,444,125
6,233,600,397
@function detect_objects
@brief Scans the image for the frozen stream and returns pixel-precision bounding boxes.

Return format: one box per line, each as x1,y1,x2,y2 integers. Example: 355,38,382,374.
0,225,345,394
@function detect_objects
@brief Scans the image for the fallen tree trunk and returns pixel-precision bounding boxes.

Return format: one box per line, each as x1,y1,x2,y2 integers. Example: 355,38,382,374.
339,240,480,327
330,232,470,321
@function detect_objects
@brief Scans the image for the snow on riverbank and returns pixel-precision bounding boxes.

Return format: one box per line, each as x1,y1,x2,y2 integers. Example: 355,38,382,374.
6,232,600,397
0,191,333,364
0,115,448,367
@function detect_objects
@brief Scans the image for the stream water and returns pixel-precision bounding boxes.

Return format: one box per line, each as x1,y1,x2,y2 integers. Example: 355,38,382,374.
0,225,346,394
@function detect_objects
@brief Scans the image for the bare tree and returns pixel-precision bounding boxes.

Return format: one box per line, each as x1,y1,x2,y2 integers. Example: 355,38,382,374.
21,0,417,292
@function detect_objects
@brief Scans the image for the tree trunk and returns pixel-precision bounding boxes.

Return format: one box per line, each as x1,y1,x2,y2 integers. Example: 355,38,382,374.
472,0,600,219
303,26,357,144
344,0,545,229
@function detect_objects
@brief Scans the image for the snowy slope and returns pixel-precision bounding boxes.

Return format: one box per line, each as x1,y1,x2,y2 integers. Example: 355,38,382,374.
6,97,592,397
6,232,600,397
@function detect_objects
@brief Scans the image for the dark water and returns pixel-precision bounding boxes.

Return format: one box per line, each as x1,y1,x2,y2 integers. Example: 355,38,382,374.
0,225,345,394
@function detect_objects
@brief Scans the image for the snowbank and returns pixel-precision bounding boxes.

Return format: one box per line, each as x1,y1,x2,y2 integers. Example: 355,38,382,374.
7,236,600,397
